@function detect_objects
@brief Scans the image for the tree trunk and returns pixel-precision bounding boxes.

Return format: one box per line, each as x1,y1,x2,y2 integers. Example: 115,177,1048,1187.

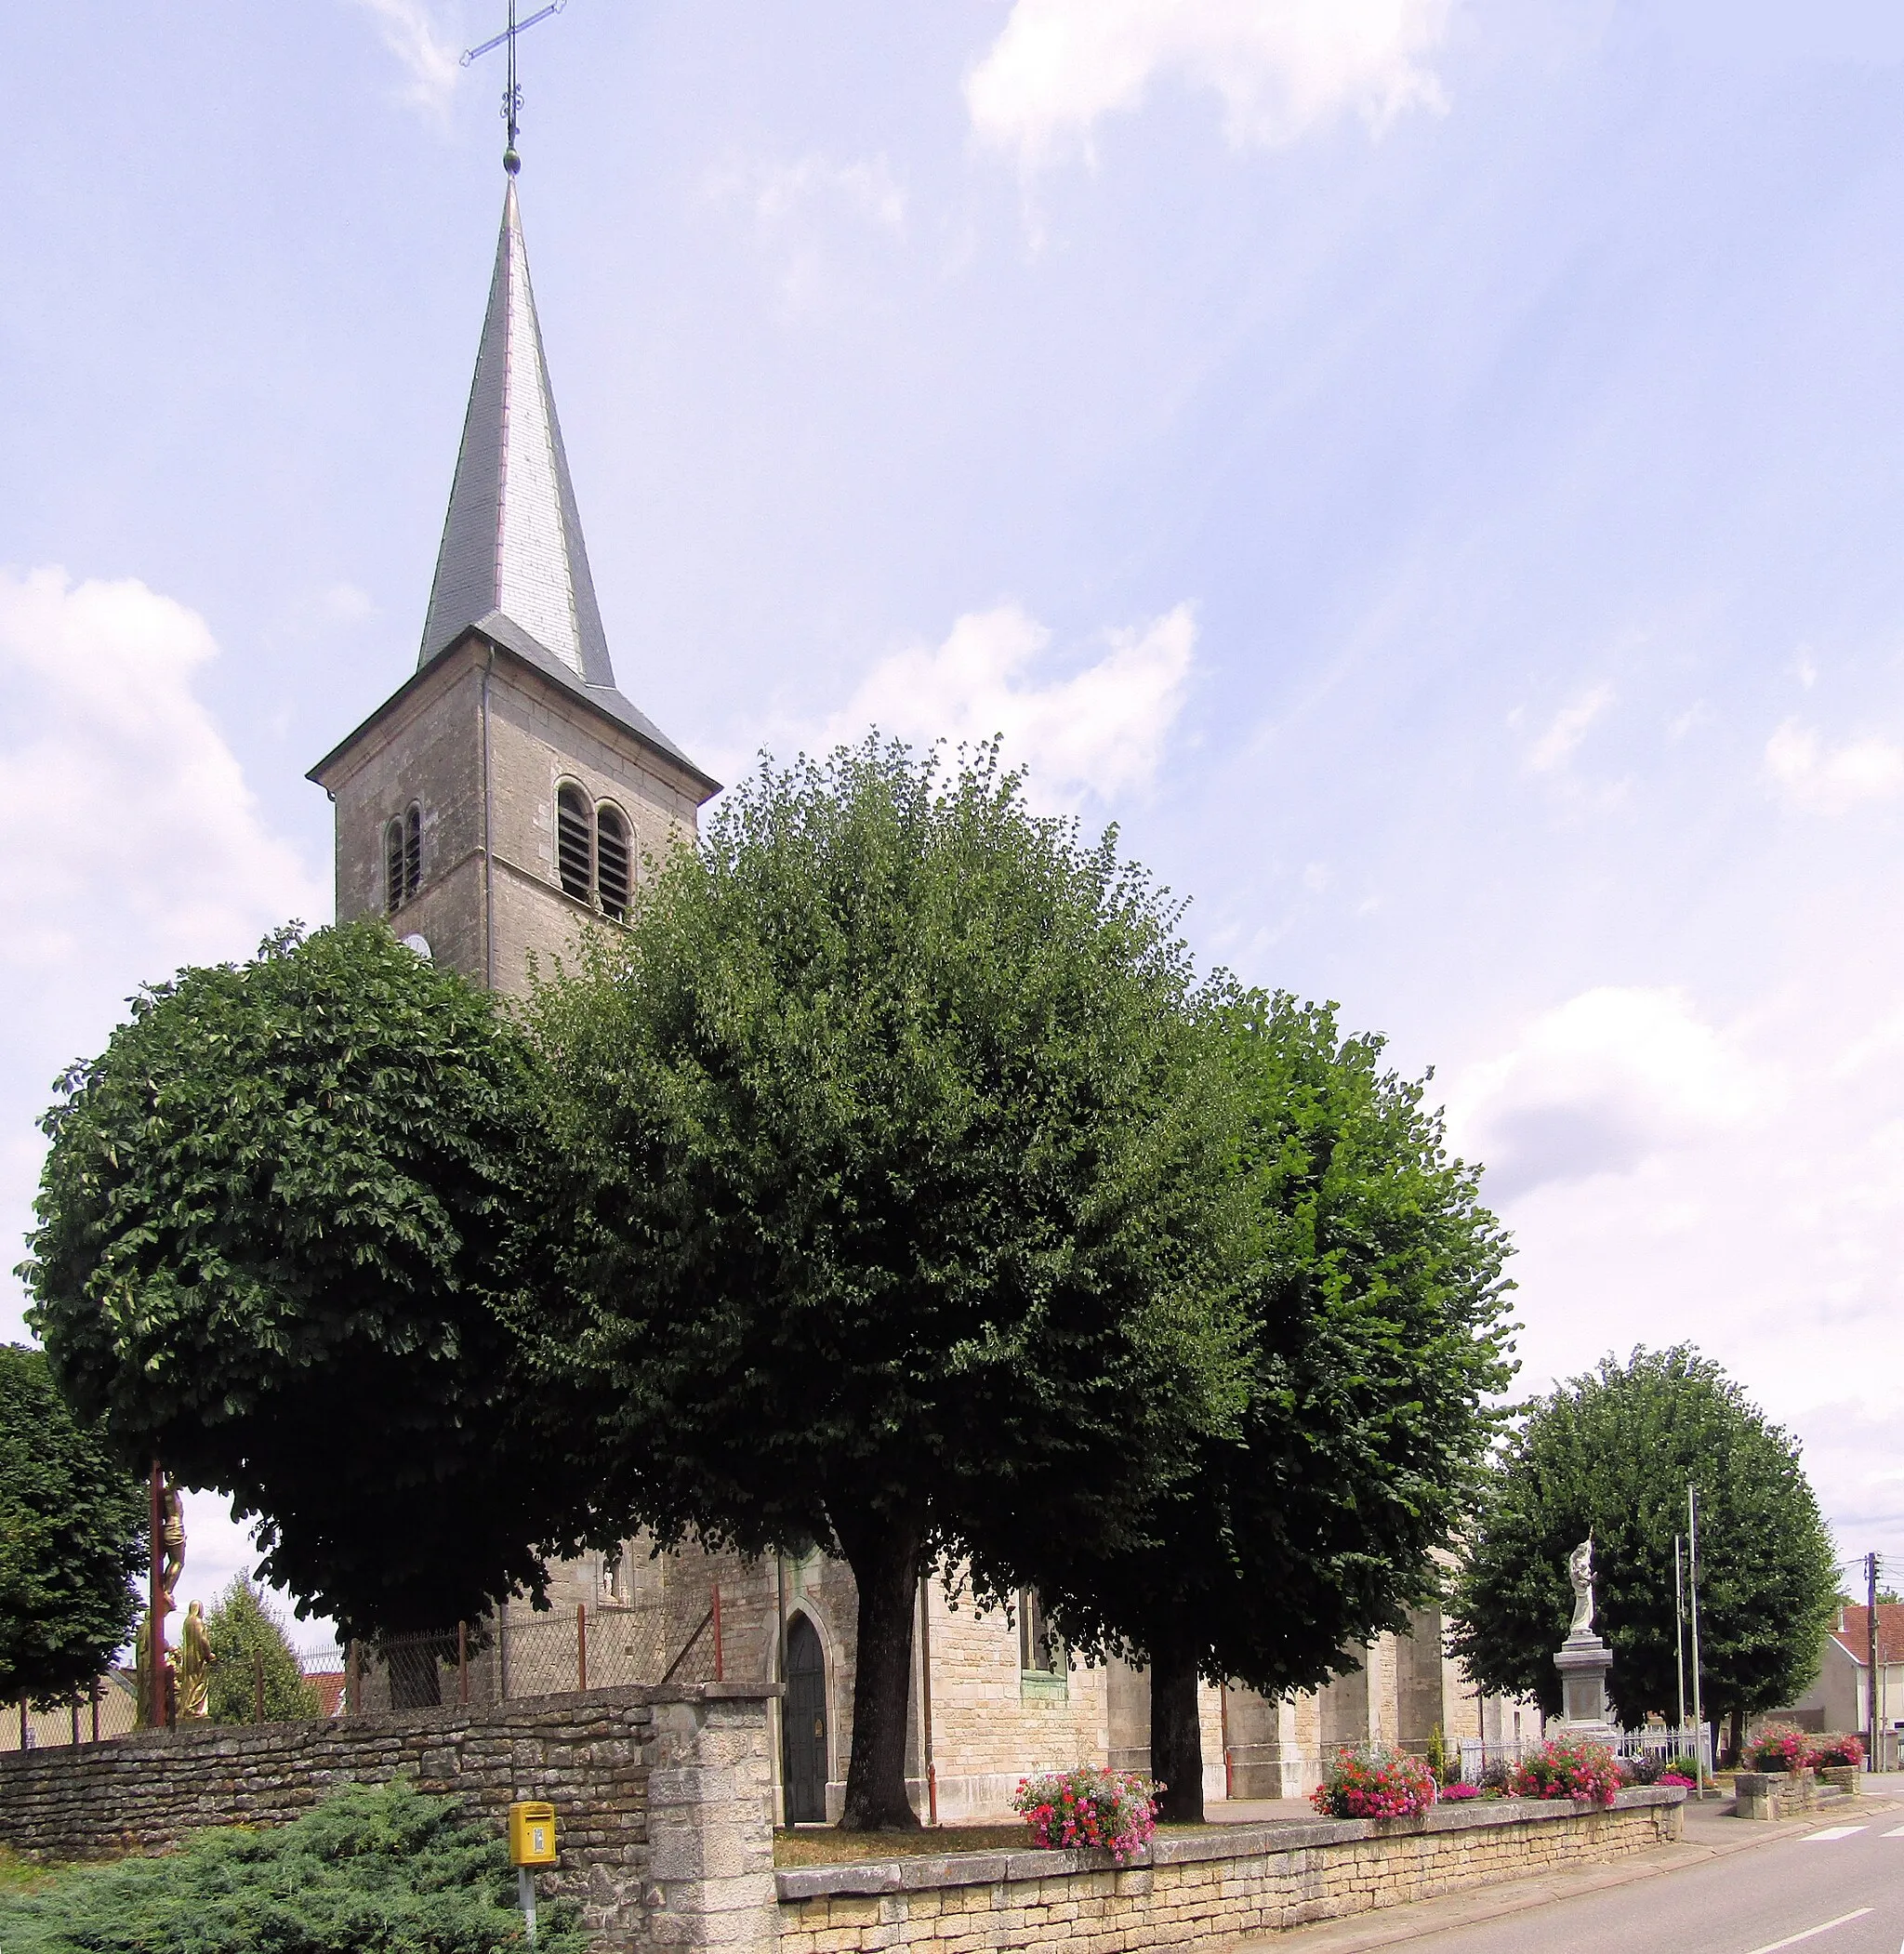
836,1509,925,1831
1150,1634,1205,1825
1726,1706,1745,1770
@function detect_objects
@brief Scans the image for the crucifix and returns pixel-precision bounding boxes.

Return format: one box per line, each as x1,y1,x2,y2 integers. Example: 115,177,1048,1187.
462,1,569,175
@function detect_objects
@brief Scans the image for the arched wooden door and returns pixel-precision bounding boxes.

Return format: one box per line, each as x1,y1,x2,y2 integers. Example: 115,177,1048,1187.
783,1614,827,1823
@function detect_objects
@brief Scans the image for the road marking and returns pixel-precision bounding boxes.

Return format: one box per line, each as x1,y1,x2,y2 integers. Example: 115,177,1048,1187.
1740,1910,1872,1954
1885,1824,1904,1837
1801,1826,1867,1841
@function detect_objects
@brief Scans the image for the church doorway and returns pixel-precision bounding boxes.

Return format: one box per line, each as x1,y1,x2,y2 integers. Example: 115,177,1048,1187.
783,1614,828,1824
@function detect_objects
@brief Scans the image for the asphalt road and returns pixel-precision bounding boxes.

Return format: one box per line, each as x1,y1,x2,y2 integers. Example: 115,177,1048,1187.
1382,1810,1904,1954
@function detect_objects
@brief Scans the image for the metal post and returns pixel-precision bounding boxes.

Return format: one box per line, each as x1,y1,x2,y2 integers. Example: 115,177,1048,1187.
1220,1684,1234,1802
458,1620,469,1708
517,1865,538,1947
90,1679,99,1744
1687,1486,1706,1793
918,1573,937,1825
1868,1552,1881,1768
774,1552,788,1828
148,1460,169,1728
347,1641,362,1716
1673,1534,1686,1735
18,1699,28,1749
576,1603,587,1693
712,1583,723,1683
69,1697,79,1747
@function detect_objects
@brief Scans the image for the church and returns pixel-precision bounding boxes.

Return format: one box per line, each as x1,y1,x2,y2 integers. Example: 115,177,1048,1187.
308,165,1528,1823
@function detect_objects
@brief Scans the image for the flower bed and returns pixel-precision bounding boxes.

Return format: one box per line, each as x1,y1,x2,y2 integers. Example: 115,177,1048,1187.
1747,1722,1814,1773
1310,1746,1438,1819
1814,1733,1864,1768
1505,1737,1620,1808
1012,1767,1158,1864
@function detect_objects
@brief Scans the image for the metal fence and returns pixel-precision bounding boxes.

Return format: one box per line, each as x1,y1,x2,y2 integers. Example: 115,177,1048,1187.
1455,1723,1713,1784
332,1592,728,1715
0,1672,139,1753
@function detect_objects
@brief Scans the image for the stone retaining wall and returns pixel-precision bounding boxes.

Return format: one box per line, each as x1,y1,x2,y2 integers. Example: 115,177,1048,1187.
0,1682,778,1953
778,1789,1685,1954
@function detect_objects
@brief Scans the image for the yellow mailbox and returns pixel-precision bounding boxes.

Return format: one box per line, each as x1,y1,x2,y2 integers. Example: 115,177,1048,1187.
509,1802,558,1868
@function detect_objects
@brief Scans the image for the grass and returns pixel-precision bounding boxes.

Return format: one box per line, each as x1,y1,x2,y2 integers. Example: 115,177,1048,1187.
0,1855,66,1900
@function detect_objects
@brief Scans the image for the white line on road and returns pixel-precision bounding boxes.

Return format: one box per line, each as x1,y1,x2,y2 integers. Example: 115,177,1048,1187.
1885,1825,1904,1837
1740,1910,1873,1954
1802,1827,1867,1841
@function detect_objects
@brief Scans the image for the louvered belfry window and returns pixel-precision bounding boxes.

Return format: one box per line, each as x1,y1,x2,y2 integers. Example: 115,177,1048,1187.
557,784,593,903
596,806,631,920
385,805,422,912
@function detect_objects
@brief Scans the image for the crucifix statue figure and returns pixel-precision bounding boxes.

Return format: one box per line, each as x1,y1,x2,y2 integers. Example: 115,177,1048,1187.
462,1,569,174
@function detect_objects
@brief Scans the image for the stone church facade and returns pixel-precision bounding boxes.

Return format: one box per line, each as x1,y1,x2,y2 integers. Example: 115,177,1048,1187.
311,174,1527,1822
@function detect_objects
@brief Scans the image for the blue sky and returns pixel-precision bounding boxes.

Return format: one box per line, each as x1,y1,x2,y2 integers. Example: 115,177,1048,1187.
7,0,1904,1626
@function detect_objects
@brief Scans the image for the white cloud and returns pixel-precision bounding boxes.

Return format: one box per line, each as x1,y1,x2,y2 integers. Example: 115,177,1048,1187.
1525,683,1614,773
1446,987,1763,1201
818,601,1196,808
1765,719,1904,814
967,0,1453,166
350,0,463,121
747,156,907,233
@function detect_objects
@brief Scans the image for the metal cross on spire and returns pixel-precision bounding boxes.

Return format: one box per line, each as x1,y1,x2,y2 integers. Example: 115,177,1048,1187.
461,1,568,175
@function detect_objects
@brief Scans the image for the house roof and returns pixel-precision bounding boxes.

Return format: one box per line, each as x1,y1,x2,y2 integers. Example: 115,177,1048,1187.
1830,1603,1904,1667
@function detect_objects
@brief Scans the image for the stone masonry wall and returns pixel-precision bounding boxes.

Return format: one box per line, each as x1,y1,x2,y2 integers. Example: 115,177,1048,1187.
778,1789,1685,1954
0,1682,778,1954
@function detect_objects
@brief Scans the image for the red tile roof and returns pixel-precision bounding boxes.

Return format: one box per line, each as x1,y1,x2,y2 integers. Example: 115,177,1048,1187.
1830,1604,1904,1667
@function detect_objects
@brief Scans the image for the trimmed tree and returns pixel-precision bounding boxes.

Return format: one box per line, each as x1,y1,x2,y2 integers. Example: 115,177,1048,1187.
1448,1346,1840,1749
0,1344,147,1708
523,739,1250,1829
21,921,594,1659
1013,991,1517,1820
204,1575,322,1723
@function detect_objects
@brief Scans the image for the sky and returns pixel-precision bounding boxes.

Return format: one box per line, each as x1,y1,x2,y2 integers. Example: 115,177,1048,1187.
6,0,1904,1635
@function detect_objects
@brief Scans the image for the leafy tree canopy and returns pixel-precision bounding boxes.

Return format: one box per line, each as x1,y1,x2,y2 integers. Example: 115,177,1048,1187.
205,1575,322,1724
21,921,593,1641
1448,1346,1840,1728
0,1344,146,1708
522,738,1250,1826
1021,990,1517,1818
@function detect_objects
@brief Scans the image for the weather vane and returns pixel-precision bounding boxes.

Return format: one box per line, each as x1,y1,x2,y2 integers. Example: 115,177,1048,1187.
462,1,569,175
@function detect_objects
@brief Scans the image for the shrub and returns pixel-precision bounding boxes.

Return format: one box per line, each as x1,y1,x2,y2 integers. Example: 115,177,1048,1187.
1747,1722,1814,1773
1478,1756,1514,1793
1664,1751,1701,1780
1424,1724,1452,1785
0,1780,586,1954
1013,1767,1159,1863
1310,1746,1438,1819
1622,1751,1664,1786
1658,1772,1696,1789
1505,1737,1621,1807
1814,1733,1864,1768
1440,1782,1482,1802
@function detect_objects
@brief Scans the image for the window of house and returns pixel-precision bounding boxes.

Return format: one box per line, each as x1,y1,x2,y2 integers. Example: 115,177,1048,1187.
596,805,631,921
385,803,422,912
1020,1588,1067,1701
557,783,593,903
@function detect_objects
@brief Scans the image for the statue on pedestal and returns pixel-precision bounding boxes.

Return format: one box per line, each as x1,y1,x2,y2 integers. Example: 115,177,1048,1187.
177,1600,215,1721
1567,1537,1594,1636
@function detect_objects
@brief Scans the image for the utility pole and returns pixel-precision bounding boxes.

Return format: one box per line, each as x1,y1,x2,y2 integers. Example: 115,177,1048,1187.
1673,1534,1686,1735
1868,1551,1881,1770
1687,1486,1706,1794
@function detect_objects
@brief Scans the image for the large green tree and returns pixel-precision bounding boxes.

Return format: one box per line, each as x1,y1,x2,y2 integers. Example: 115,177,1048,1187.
522,739,1250,1828
0,1344,148,1708
1448,1346,1839,1749
1016,992,1517,1820
22,921,592,1657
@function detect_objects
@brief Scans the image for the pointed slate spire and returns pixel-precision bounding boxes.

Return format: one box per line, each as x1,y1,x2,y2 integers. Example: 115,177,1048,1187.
420,180,614,686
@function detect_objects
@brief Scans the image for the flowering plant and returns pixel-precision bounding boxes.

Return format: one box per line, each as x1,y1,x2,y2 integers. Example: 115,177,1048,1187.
1747,1723,1815,1773
1013,1767,1159,1863
1505,1737,1621,1807
1439,1781,1481,1802
1309,1746,1438,1819
1657,1773,1696,1789
1813,1733,1864,1768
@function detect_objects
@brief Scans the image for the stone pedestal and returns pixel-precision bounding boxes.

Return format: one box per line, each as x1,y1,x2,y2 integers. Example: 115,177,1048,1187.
1553,1631,1618,1740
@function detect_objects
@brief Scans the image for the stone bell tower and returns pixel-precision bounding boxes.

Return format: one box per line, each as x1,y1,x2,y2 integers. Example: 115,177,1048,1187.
310,178,718,995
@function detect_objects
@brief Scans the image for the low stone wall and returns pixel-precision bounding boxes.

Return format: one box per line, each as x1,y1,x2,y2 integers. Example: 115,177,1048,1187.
0,1682,778,1952
1732,1768,1849,1821
778,1789,1685,1954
